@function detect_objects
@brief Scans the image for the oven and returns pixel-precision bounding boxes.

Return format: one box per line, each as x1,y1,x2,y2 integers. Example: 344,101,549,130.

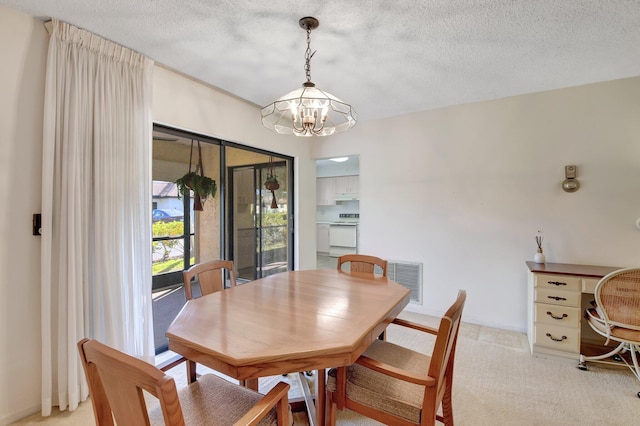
329,223,358,257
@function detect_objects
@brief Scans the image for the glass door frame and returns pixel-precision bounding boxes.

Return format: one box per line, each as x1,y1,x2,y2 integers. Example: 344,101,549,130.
151,194,193,291
224,142,294,279
152,123,295,284
227,158,292,280
151,124,294,355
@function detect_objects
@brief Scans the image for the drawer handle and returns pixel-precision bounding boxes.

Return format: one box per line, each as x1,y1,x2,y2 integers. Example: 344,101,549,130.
545,333,567,342
546,311,568,320
547,296,567,301
547,281,567,286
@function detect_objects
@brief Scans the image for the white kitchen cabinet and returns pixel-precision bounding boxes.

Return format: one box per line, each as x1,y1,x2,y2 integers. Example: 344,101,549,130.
316,223,330,253
335,175,359,194
316,177,336,205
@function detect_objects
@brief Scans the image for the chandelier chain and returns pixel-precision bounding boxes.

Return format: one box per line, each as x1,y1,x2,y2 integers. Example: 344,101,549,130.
304,28,314,83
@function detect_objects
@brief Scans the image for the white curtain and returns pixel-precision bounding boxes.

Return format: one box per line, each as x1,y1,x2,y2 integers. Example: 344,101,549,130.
41,19,154,415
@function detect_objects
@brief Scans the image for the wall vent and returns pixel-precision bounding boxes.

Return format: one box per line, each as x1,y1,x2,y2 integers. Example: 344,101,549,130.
378,260,423,304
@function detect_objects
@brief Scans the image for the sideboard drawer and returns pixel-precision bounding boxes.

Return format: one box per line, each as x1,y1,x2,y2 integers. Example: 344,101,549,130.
582,278,600,294
534,303,581,326
534,274,581,291
535,287,581,307
534,323,580,353
527,262,622,360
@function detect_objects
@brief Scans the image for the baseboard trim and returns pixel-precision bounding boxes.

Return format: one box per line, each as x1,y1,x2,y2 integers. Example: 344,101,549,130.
1,404,41,426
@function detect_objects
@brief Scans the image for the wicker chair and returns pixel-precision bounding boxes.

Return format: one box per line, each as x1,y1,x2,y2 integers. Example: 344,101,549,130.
337,254,387,276
326,290,466,426
78,338,291,426
578,267,640,397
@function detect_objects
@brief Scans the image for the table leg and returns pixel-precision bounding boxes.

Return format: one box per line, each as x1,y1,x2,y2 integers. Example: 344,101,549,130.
316,368,326,426
187,360,197,383
244,377,259,391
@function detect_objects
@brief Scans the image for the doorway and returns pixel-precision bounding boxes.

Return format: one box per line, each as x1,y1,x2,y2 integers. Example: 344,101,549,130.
315,155,360,269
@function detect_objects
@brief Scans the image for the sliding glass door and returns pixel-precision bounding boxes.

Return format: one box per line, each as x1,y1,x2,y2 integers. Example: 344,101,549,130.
151,129,221,354
256,161,289,278
151,125,293,354
225,147,292,281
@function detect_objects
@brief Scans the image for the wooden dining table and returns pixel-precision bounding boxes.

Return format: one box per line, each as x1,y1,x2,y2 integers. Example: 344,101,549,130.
166,268,410,425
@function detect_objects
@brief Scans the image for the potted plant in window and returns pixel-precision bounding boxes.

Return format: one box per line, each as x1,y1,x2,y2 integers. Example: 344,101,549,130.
264,174,279,209
264,157,280,209
175,140,217,211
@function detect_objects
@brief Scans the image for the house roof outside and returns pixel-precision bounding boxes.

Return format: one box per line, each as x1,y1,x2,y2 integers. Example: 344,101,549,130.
153,181,178,198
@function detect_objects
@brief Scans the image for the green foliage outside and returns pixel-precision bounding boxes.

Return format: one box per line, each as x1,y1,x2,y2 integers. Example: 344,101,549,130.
152,218,193,275
261,211,288,250
152,220,184,261
152,257,195,275
151,213,288,273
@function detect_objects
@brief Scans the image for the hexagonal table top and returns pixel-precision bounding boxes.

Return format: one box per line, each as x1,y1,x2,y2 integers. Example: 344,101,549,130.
166,269,410,379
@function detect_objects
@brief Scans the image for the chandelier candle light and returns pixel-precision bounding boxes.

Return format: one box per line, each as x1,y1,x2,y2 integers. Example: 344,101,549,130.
261,17,357,137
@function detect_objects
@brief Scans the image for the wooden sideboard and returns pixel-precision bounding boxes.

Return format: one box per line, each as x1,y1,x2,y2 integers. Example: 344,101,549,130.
526,261,621,360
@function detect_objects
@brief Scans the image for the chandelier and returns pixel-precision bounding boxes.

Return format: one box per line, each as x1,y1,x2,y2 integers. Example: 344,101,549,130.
261,17,357,137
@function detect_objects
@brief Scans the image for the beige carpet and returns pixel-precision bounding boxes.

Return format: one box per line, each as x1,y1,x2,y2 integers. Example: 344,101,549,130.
381,312,638,426
12,311,639,425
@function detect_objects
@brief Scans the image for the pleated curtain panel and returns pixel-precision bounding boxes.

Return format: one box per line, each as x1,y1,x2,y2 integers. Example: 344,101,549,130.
40,19,154,416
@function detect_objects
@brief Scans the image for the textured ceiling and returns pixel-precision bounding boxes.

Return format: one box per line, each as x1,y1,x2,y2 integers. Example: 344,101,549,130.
2,0,640,122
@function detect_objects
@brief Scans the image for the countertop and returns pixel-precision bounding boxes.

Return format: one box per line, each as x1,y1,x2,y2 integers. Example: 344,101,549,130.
525,261,622,278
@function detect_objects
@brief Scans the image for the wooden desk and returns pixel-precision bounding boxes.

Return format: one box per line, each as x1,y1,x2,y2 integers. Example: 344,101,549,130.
526,261,621,360
166,269,410,425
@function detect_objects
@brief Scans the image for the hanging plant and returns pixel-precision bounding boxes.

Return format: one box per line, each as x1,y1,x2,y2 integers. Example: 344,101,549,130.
264,156,280,209
264,174,280,191
175,140,217,211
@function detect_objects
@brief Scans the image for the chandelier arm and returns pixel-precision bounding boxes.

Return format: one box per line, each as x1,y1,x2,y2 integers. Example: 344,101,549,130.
291,117,305,133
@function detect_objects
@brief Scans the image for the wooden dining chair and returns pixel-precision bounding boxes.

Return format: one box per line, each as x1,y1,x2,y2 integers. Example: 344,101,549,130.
181,259,238,382
78,338,291,426
182,259,237,300
337,254,389,340
337,254,388,276
326,290,467,426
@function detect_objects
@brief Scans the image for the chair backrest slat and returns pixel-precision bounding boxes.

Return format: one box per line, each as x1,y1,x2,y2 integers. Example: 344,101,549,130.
337,254,388,277
78,338,185,426
182,259,237,300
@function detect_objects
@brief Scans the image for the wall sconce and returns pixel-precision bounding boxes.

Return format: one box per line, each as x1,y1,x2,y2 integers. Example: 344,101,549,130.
562,165,580,193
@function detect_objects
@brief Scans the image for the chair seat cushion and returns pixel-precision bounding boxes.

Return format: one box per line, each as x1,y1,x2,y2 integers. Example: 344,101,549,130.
148,374,286,426
327,340,430,423
586,308,640,342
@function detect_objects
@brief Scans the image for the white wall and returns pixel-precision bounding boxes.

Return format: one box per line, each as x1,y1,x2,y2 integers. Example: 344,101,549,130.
0,6,48,424
312,77,640,331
